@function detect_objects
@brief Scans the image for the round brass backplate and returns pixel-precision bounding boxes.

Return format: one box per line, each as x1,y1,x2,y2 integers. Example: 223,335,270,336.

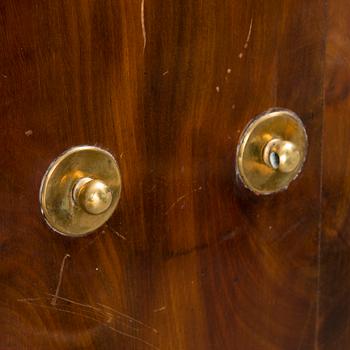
40,146,121,237
236,109,308,195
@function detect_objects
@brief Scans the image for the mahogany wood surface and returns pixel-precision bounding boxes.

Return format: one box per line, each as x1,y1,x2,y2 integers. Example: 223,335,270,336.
0,1,328,349
319,0,350,348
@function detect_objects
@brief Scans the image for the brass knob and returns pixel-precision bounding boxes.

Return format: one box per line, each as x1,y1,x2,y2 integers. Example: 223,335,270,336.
236,109,308,194
40,146,121,237
73,177,113,215
263,138,301,173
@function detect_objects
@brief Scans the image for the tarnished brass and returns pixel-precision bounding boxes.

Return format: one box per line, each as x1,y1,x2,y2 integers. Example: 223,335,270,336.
40,146,121,236
236,109,308,194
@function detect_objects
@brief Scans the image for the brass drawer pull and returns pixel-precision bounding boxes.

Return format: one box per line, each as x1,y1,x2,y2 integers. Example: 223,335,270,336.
40,146,121,237
236,109,308,194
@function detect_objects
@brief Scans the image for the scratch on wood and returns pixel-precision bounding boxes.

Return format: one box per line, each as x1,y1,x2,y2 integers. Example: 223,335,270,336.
18,294,159,347
18,299,159,349
164,186,203,215
244,18,253,49
141,0,146,52
48,294,105,314
98,303,158,334
238,18,253,59
162,71,169,76
49,294,139,331
165,242,209,260
270,216,309,244
153,306,166,313
106,224,127,240
51,254,70,306
17,297,42,302
25,130,33,136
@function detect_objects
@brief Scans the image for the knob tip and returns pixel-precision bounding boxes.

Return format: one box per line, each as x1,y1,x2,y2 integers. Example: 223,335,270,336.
74,178,113,215
264,139,301,173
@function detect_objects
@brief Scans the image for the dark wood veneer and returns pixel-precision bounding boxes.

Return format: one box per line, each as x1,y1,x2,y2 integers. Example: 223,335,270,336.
0,1,331,349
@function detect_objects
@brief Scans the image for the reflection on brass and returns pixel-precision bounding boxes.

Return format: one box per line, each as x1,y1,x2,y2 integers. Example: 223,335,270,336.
40,146,121,236
262,138,301,173
236,109,308,194
73,177,113,215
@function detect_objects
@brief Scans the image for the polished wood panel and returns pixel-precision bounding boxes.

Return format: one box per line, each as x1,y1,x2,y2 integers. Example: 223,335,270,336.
0,1,325,349
319,0,350,348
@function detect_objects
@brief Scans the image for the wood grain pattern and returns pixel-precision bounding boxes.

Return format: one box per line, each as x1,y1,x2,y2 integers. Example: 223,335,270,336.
319,0,350,348
0,1,326,349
